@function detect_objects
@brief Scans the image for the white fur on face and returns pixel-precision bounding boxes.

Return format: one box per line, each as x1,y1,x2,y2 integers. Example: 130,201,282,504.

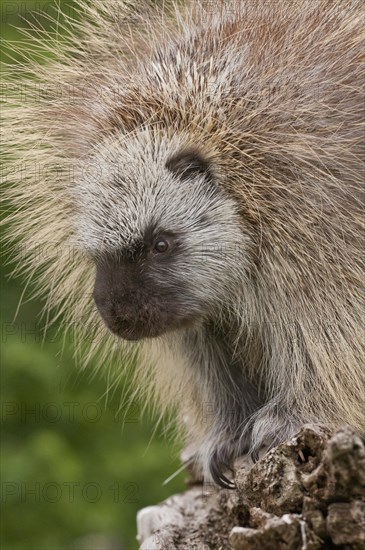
73,127,251,309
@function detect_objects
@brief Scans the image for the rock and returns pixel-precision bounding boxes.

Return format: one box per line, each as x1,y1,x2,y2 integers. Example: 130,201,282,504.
326,500,365,548
136,504,183,546
235,424,331,515
302,426,365,502
302,498,327,540
229,526,260,549
229,514,323,550
235,446,304,515
136,425,365,549
248,507,276,528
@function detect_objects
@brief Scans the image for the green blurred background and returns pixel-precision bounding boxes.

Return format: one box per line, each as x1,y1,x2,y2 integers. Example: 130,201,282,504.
1,2,185,549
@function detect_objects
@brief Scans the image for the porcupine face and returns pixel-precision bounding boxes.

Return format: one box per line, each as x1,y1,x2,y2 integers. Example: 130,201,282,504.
74,129,250,341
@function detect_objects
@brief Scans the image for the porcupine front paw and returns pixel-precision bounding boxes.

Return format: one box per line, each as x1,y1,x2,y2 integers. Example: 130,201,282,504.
209,435,252,490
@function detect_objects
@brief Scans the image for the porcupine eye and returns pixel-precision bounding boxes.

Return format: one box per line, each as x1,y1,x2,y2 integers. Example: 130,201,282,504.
153,238,169,253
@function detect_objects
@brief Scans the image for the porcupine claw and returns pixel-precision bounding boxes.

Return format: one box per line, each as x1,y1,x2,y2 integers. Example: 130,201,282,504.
209,449,236,490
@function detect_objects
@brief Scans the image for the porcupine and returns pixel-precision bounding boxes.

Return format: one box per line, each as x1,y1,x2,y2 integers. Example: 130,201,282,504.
3,0,364,488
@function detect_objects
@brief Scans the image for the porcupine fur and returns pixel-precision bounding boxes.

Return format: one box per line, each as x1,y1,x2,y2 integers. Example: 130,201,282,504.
2,0,365,487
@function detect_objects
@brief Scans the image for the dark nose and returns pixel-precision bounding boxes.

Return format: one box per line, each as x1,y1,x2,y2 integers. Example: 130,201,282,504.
93,261,148,340
94,296,140,340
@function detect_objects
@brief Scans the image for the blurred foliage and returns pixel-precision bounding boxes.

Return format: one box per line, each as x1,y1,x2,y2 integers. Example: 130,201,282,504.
1,2,185,549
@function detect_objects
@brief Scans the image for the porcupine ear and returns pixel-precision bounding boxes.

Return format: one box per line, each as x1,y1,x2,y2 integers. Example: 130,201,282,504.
165,148,212,182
